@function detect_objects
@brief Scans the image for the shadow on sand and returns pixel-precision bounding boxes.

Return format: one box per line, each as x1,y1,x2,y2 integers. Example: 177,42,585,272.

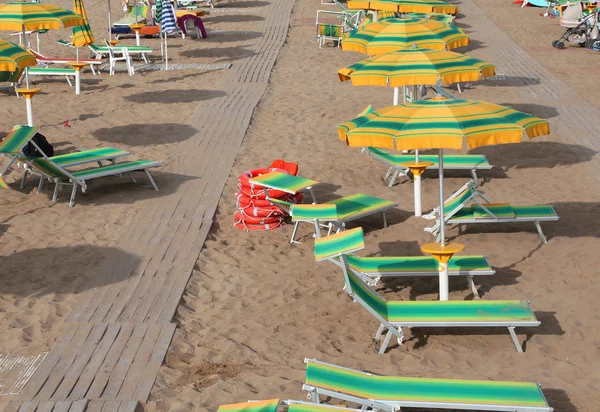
206,14,265,24
124,89,227,104
93,123,198,145
180,45,255,62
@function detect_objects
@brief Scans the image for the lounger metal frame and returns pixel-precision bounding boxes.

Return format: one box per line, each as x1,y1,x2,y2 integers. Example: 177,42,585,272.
339,260,539,353
328,254,495,298
22,139,160,207
302,359,553,412
363,147,492,188
425,180,558,243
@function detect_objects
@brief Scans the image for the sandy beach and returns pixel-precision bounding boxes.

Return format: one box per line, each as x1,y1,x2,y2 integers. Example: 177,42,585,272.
0,0,599,410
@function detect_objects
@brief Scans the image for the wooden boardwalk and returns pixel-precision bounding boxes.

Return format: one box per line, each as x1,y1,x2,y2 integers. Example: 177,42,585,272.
2,0,296,411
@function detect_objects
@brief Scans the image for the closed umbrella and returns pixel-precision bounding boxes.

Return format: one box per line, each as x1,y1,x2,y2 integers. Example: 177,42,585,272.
160,0,177,70
338,49,496,215
72,0,95,61
0,39,36,72
338,97,550,300
342,17,469,55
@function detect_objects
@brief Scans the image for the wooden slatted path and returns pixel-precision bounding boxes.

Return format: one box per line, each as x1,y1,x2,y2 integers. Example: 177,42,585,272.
4,0,296,410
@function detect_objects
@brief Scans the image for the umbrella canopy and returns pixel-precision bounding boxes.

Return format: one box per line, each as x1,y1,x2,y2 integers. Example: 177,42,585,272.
349,0,458,14
71,0,94,47
0,2,83,31
0,40,36,72
338,49,496,87
338,98,549,151
160,0,177,33
342,17,469,55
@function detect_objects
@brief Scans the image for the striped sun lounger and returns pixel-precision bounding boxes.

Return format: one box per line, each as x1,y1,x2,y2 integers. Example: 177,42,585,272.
0,126,130,188
303,359,553,411
323,227,494,297
365,147,492,187
314,227,540,353
23,157,162,207
251,171,398,243
217,400,375,412
425,180,559,243
88,43,153,64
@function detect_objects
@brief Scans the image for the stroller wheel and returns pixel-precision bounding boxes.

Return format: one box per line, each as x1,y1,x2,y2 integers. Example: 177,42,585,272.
556,41,566,49
552,40,559,47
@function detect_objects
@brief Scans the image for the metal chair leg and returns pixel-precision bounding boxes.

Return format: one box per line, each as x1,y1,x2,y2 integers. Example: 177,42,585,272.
69,183,78,207
508,327,523,353
467,275,480,298
534,221,548,244
37,176,44,193
20,170,29,188
145,170,159,191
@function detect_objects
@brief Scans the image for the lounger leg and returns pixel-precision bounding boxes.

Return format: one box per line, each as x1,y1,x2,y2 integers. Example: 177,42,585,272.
327,222,333,236
52,182,60,201
378,329,394,354
382,211,388,228
127,172,137,184
69,183,78,207
20,170,29,189
384,167,393,181
290,221,301,244
388,169,401,187
471,169,479,187
508,326,524,353
467,275,480,299
145,170,159,191
307,388,319,404
374,324,385,340
313,219,322,239
66,76,73,87
37,176,44,193
534,221,548,244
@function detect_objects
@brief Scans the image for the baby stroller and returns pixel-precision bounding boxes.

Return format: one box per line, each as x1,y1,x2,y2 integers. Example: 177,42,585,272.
552,4,599,49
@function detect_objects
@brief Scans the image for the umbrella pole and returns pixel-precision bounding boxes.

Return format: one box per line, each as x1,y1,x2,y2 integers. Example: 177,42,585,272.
393,87,399,105
22,24,30,88
165,33,169,69
437,149,449,299
108,0,112,41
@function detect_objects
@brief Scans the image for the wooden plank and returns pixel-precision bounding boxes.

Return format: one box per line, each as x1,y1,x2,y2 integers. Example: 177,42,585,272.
66,400,87,412
98,324,148,400
67,324,121,401
115,324,162,401
19,326,80,400
2,401,22,412
34,402,55,412
51,402,71,412
16,401,37,412
100,401,120,412
51,324,109,400
84,324,135,400
84,401,103,412
115,401,140,412
131,323,176,401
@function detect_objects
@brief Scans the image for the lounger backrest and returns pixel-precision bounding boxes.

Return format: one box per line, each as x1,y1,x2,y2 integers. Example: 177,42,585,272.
0,126,39,154
249,171,318,195
345,267,388,321
304,359,552,410
288,401,362,412
314,227,365,262
292,203,338,222
443,180,476,218
217,399,280,412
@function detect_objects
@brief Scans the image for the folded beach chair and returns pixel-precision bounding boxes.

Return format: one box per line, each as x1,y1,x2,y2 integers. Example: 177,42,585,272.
424,180,559,243
303,359,553,411
249,171,398,244
322,225,494,297
29,49,101,75
314,228,540,353
316,10,346,48
0,126,130,186
113,5,149,26
364,147,492,187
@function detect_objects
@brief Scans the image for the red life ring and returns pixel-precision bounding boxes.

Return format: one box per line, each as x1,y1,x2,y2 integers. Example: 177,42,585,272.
236,192,304,212
238,167,289,199
233,210,282,225
233,220,284,231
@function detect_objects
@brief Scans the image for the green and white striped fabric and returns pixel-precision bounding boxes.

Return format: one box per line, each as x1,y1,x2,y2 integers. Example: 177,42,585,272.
217,399,280,412
346,254,493,275
366,147,491,169
314,227,366,262
304,359,552,411
0,126,38,154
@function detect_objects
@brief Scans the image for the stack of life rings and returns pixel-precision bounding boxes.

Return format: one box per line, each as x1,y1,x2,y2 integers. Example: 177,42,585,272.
233,160,303,231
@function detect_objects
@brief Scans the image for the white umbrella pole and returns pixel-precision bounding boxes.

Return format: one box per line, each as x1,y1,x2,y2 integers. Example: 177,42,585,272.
438,148,448,299
25,96,34,126
107,0,112,40
393,87,399,105
164,33,169,69
22,24,30,88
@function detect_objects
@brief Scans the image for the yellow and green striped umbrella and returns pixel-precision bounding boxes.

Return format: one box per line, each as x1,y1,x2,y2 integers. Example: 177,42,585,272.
338,49,496,87
349,0,458,14
342,17,469,55
71,0,94,47
0,2,83,31
0,40,36,72
338,97,549,151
